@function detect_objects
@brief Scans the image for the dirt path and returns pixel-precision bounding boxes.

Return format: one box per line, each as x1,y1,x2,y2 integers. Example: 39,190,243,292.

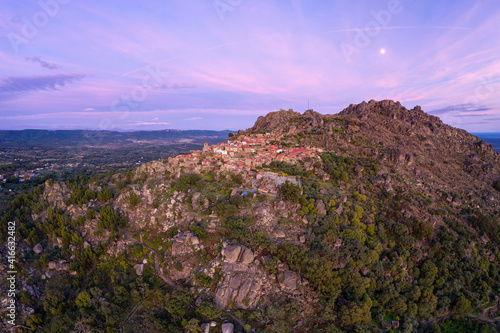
427,304,500,325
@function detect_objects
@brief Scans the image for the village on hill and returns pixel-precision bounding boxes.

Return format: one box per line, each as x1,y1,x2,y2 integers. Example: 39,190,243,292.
167,133,325,195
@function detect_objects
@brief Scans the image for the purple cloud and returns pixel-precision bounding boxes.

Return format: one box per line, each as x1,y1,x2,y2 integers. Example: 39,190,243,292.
0,74,86,94
26,57,61,70
429,103,492,115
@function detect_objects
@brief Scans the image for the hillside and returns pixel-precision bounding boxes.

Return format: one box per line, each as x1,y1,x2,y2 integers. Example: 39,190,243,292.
0,129,231,148
1,100,499,332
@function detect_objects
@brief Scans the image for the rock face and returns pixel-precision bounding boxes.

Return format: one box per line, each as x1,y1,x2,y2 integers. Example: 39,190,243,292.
214,243,314,311
251,109,302,133
215,243,264,309
134,160,169,179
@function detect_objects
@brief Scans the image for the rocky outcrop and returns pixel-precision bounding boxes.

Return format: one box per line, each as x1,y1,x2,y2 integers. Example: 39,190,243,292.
304,109,324,127
253,204,274,226
134,160,169,179
214,242,314,310
215,243,264,309
251,109,302,133
42,180,71,209
171,231,201,256
315,200,327,215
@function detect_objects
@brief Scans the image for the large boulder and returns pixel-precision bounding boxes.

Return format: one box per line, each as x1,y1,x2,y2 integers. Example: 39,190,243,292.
223,245,242,263
134,264,144,276
221,322,234,333
171,231,199,256
315,200,327,215
273,229,286,238
279,270,300,292
192,192,202,207
200,323,210,333
33,243,43,254
240,247,254,265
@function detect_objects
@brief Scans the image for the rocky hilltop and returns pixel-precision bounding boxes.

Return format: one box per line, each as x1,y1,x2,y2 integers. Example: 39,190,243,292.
242,100,500,205
1,100,499,332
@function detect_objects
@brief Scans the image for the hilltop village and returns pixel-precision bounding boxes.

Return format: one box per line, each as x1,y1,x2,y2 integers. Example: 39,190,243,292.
167,133,324,194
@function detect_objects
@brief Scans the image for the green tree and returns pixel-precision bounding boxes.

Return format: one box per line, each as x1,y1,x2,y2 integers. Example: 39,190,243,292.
41,289,66,315
279,181,301,203
175,174,203,192
196,301,222,320
338,302,371,328
75,291,92,309
165,288,193,317
454,294,472,313
184,318,201,333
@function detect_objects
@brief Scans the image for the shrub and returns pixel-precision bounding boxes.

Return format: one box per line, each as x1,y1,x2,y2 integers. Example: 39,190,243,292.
279,181,301,203
196,301,222,320
74,215,86,227
194,272,213,287
98,206,126,232
269,161,305,176
166,226,179,239
215,203,238,217
175,174,203,192
189,223,207,240
86,208,96,221
174,262,183,271
165,288,193,317
223,216,254,244
128,192,142,209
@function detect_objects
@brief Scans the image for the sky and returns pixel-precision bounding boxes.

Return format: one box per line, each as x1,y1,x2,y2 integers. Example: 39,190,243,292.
0,0,499,132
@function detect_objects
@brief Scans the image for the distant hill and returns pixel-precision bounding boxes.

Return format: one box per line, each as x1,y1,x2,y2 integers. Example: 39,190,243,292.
0,129,232,148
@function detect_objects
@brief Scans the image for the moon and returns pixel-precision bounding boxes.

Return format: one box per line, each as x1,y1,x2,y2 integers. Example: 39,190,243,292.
380,48,386,55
